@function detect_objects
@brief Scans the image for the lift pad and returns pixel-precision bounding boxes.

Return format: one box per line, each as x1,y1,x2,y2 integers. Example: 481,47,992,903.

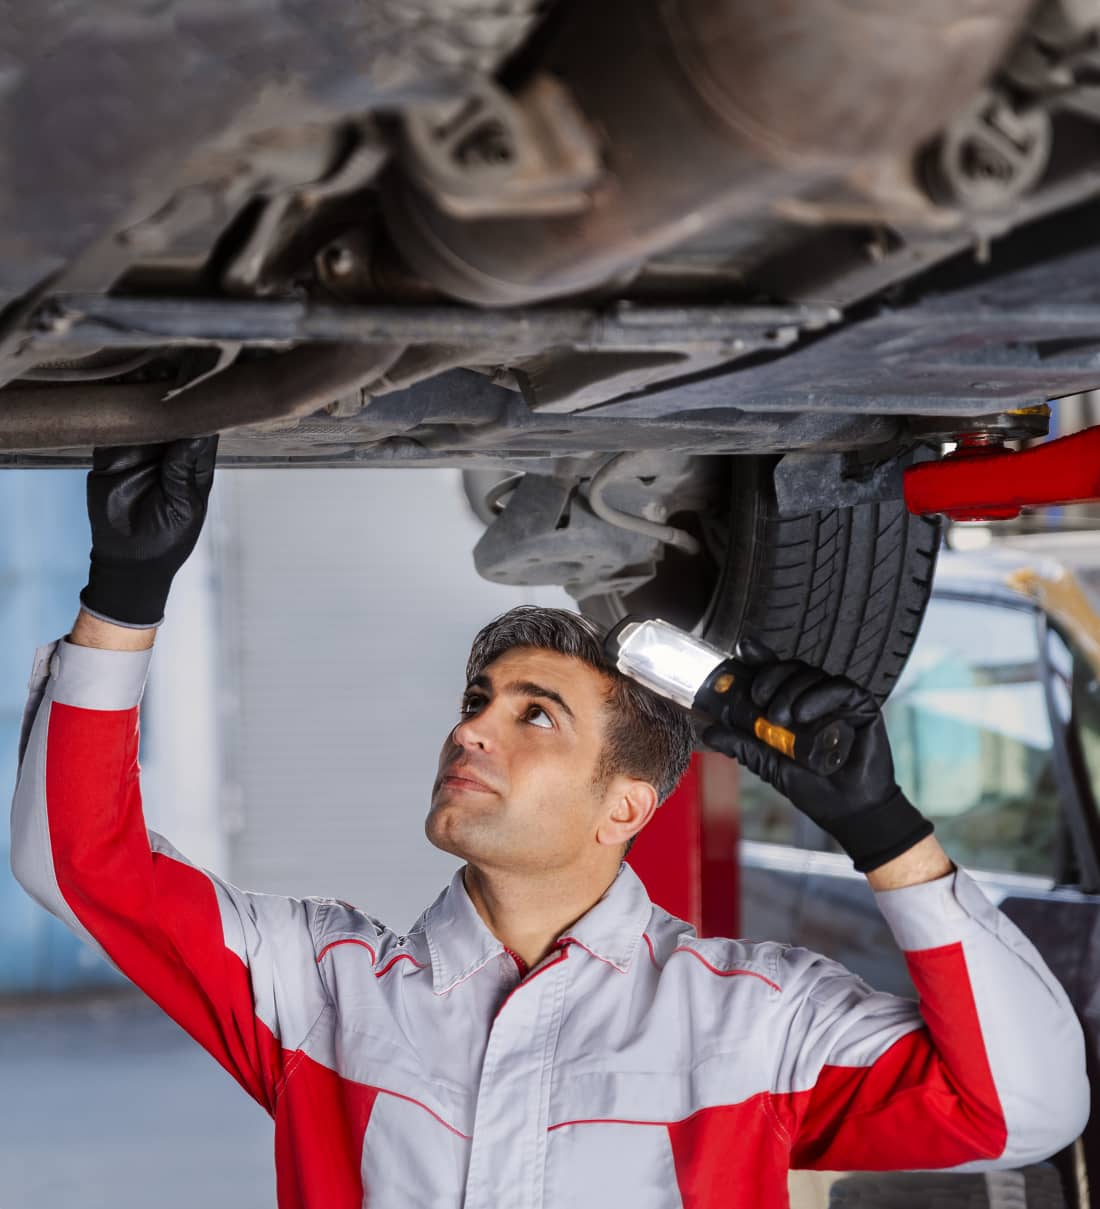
903,426,1100,522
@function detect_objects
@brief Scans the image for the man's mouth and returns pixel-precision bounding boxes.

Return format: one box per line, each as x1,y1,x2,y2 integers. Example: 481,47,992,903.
440,768,497,794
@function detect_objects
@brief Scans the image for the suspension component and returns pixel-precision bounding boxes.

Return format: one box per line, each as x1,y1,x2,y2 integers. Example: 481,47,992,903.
919,88,1052,211
908,405,1051,445
904,423,1100,520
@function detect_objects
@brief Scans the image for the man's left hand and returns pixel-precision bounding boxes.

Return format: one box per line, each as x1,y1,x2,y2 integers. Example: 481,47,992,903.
702,640,934,873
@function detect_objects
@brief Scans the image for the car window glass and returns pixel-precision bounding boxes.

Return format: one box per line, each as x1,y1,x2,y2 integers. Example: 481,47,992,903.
738,597,1060,877
737,769,799,845
1069,640,1100,821
884,598,1058,878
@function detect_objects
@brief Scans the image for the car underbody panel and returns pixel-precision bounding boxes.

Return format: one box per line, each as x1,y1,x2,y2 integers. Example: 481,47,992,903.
6,0,1100,601
4,209,1097,475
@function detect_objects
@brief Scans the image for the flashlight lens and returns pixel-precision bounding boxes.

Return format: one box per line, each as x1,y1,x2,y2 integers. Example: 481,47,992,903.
607,619,727,709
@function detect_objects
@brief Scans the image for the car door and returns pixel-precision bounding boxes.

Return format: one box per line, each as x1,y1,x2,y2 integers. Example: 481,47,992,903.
741,591,1085,995
739,764,821,944
742,584,1100,1205
1035,616,1100,1205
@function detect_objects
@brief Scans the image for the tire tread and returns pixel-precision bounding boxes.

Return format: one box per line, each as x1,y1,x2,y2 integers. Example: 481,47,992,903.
727,478,941,702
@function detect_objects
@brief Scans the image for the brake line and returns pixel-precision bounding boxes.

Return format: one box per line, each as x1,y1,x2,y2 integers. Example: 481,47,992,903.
587,452,701,556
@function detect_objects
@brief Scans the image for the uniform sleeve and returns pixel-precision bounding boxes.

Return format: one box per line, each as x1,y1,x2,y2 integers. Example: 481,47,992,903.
771,867,1090,1172
9,638,330,1116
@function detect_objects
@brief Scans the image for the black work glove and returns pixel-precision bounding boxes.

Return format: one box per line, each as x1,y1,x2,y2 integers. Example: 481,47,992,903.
80,436,219,628
702,639,933,873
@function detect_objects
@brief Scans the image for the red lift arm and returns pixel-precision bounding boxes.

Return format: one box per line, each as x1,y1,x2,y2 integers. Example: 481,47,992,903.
904,426,1100,522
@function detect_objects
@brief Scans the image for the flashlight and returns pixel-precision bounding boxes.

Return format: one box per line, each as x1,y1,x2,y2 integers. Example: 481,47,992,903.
604,617,855,776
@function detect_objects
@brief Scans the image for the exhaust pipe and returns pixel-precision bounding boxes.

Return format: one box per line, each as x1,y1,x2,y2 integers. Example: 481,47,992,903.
0,342,404,450
384,0,1030,306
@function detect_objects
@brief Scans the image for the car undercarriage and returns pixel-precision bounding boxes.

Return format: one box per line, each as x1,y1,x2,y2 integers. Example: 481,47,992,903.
8,0,1100,691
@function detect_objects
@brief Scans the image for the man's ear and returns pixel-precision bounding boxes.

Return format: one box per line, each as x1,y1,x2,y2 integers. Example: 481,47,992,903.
596,776,659,849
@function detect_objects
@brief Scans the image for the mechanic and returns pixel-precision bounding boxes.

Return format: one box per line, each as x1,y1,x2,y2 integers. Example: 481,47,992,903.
10,440,1090,1209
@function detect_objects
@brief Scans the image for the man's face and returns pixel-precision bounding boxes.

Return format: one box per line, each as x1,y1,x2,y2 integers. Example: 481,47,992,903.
426,647,621,872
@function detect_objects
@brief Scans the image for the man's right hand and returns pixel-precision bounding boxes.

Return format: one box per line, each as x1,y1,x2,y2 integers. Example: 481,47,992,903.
79,437,219,628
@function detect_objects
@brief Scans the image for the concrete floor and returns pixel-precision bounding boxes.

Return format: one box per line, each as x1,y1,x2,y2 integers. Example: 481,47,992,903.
0,991,274,1209
0,990,838,1209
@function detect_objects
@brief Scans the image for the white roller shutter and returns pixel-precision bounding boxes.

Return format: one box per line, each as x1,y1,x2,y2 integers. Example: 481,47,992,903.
215,469,568,933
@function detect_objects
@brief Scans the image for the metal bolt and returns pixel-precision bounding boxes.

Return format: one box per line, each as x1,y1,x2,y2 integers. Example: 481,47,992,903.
957,430,1006,449
326,245,355,277
33,301,71,335
455,120,514,169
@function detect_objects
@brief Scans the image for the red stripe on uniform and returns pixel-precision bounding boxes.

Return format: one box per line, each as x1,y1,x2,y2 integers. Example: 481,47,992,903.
556,935,627,971
374,1087,471,1138
273,1051,380,1209
641,934,780,990
666,1093,790,1208
668,948,781,991
44,702,285,1111
317,939,428,976
375,953,429,977
904,941,1005,1154
777,942,1006,1170
493,944,570,1021
317,938,376,964
502,945,528,977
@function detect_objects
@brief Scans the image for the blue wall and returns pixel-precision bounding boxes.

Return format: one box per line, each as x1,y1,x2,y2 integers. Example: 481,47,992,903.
0,471,123,994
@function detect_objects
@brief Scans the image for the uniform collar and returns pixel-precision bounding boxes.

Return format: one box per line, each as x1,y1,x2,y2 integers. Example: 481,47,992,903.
421,861,654,995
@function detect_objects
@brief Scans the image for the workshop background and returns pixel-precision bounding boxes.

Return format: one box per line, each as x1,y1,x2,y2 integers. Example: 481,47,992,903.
0,467,568,1209
4,393,1100,1208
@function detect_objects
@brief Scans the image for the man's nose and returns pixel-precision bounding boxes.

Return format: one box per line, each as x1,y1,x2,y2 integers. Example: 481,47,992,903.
451,708,496,752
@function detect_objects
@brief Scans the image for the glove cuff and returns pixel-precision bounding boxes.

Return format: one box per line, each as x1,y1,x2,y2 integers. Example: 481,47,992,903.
81,561,170,628
828,789,934,873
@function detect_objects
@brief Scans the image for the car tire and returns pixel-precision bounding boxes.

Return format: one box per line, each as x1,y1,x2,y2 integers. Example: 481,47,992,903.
579,456,942,703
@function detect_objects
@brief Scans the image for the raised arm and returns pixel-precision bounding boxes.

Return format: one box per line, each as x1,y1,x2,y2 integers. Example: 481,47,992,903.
704,643,1090,1171
68,608,157,652
9,440,330,1114
770,861,1088,1171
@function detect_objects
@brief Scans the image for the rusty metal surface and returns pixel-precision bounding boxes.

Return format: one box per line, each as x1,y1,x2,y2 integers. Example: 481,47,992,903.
23,294,837,356
9,191,1100,458
398,74,603,220
0,0,548,308
0,343,403,450
385,0,1029,305
667,0,1030,163
0,378,899,462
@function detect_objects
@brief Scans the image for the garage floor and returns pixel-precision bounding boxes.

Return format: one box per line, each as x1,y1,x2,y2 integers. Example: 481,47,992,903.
0,992,273,1209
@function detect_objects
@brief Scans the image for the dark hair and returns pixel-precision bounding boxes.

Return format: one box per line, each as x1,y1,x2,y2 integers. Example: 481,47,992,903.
465,606,696,853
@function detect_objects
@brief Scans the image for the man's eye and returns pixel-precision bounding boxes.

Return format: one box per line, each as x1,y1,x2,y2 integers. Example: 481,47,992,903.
524,705,553,729
460,695,485,716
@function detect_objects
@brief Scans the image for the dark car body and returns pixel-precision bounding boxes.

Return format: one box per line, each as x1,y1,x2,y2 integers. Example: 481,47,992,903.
741,536,1100,1203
